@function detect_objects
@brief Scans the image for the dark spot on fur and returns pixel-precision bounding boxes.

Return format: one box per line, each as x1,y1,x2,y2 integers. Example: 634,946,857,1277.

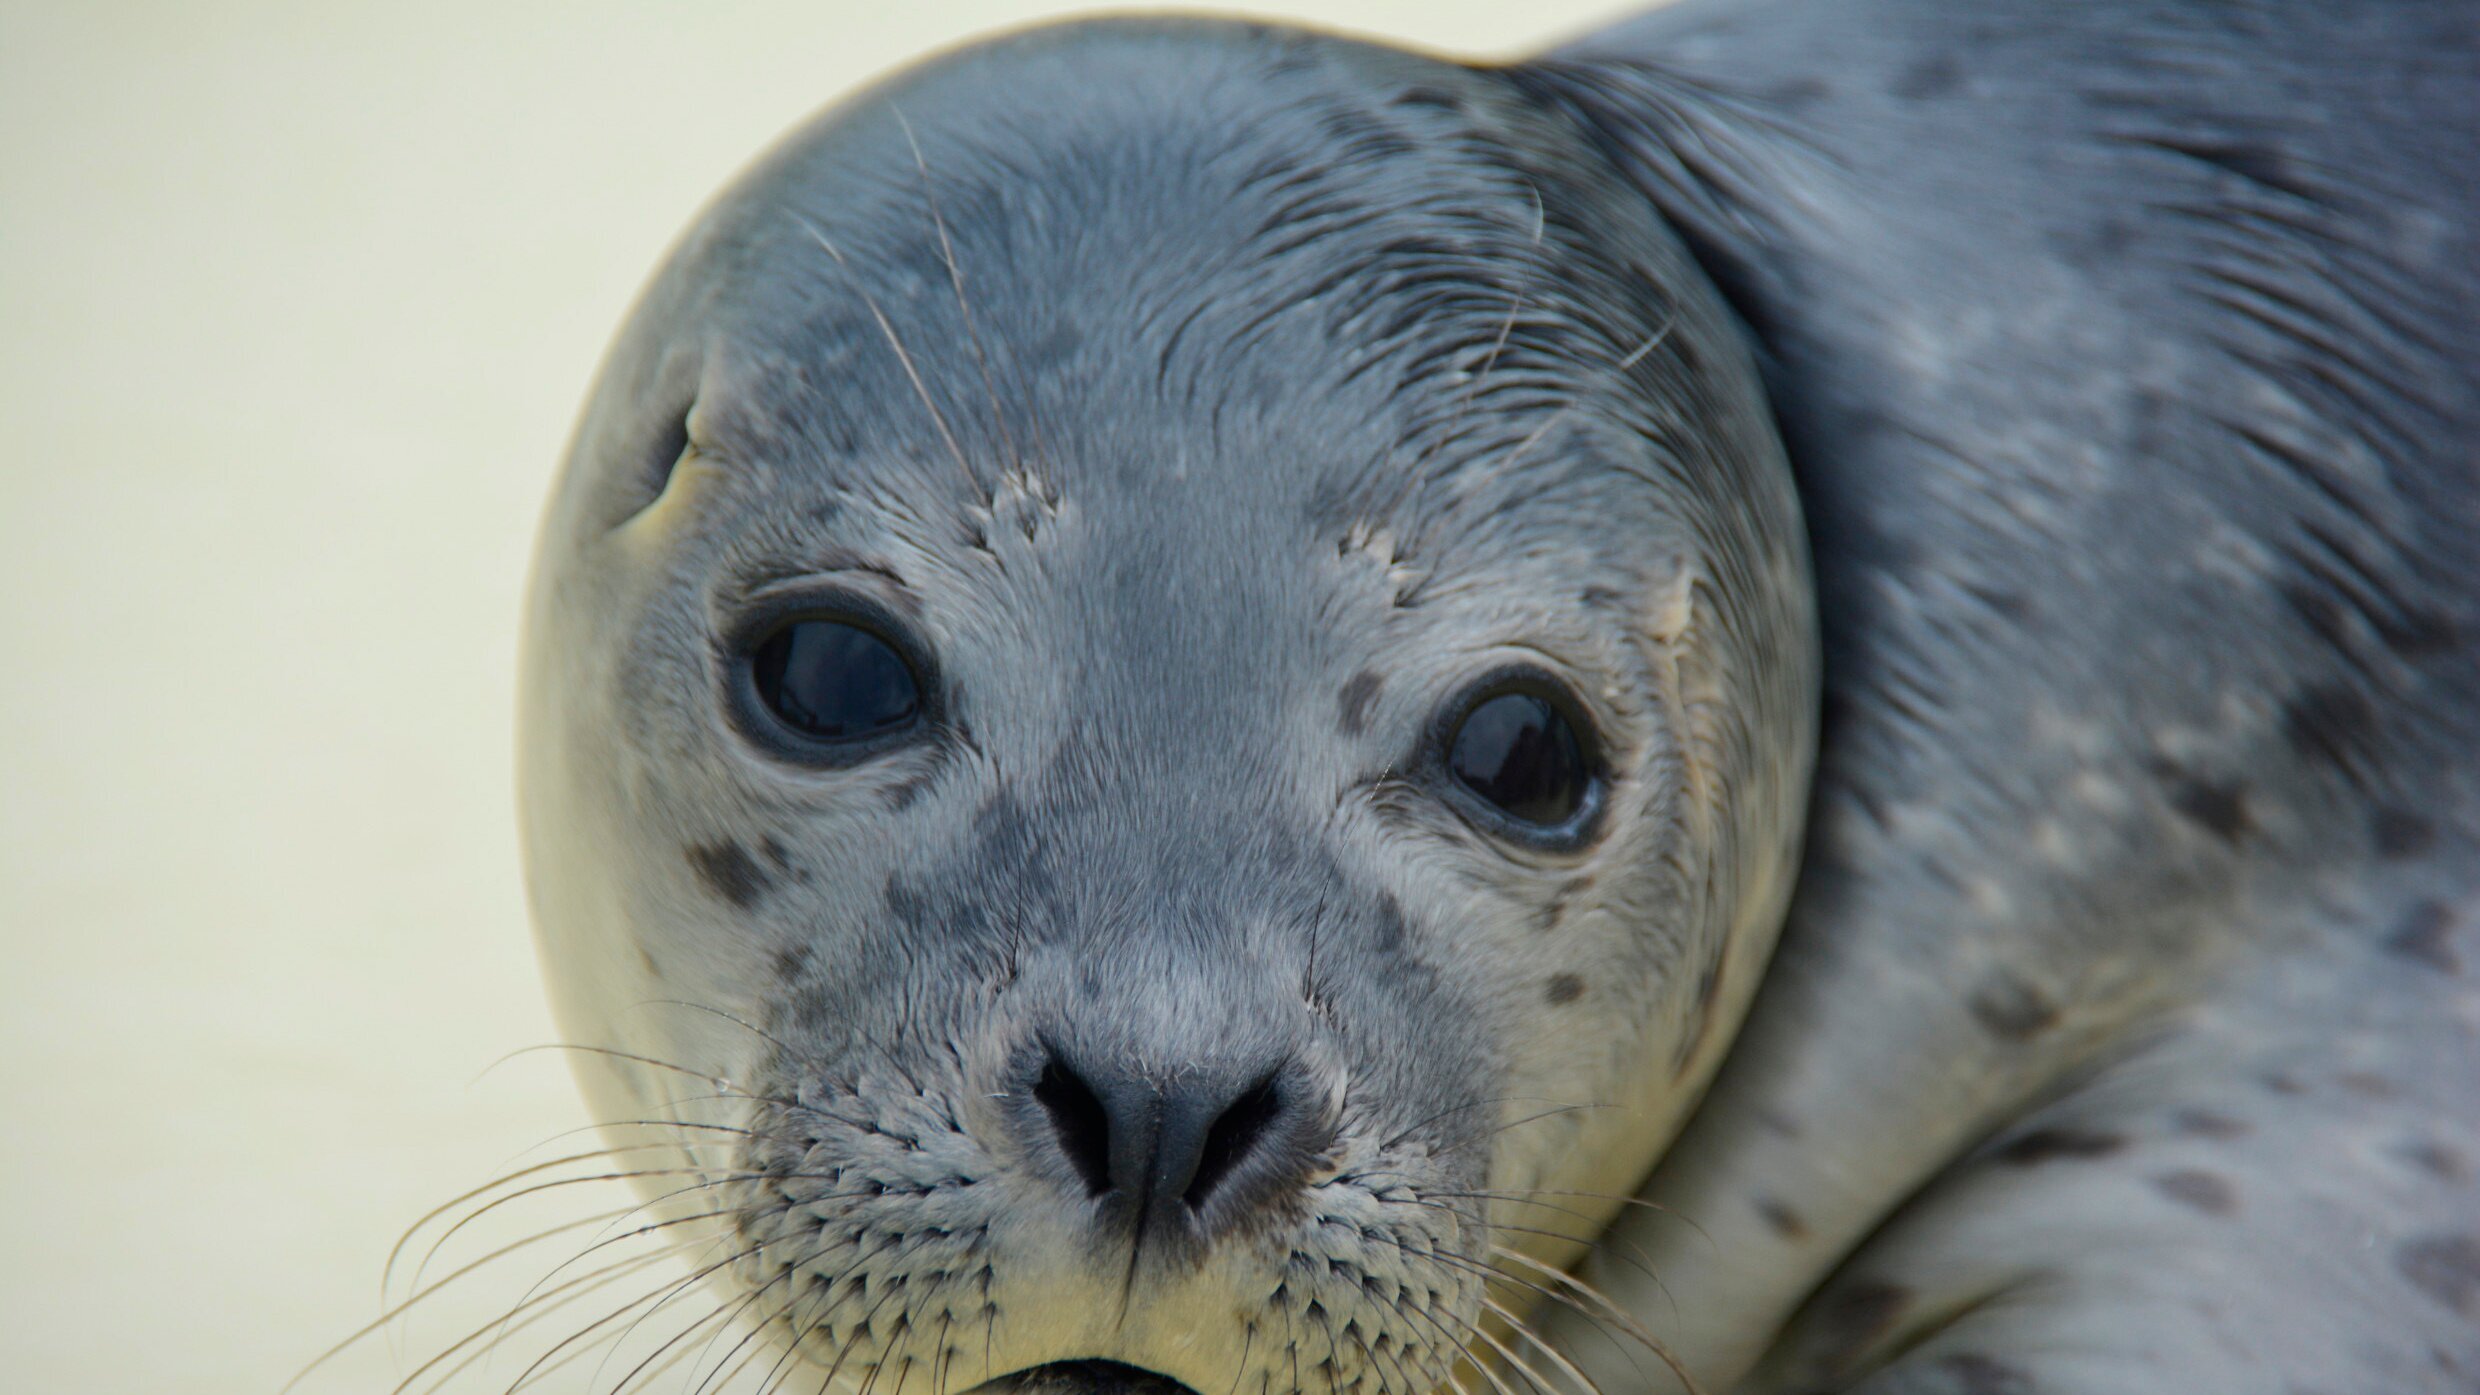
1539,874,1591,933
1941,1353,2035,1395
1579,585,1624,611
2172,778,2251,841
1960,582,2030,620
638,944,661,978
1545,973,1585,1005
1337,670,1384,737
1673,959,1725,1077
2290,575,2457,658
2262,1071,2308,1096
1967,972,2059,1040
772,942,814,981
2382,606,2458,657
1757,1198,1808,1240
1996,1128,2127,1165
760,836,793,871
2395,1233,2480,1319
1810,1280,1912,1372
2394,1138,2470,1183
2053,216,2136,266
2150,135,2324,202
1389,86,1464,114
2280,579,2349,650
2339,1070,2398,1100
2174,1109,2250,1140
971,788,1021,839
2387,901,2460,974
2280,682,2376,779
884,874,928,933
687,840,771,909
887,769,938,813
1762,76,1830,107
2372,807,2436,859
1027,322,1084,368
1892,54,1963,100
2153,1169,2239,1216
1372,893,1408,955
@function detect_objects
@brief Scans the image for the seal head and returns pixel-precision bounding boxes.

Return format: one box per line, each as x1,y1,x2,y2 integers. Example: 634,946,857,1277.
519,18,1814,1392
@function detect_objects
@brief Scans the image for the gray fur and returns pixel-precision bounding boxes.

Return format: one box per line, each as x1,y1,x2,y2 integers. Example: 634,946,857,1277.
1515,1,2480,1390
514,2,2478,1393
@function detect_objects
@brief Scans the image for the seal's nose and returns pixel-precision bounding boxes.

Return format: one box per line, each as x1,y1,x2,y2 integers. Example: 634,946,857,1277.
1026,1037,1314,1237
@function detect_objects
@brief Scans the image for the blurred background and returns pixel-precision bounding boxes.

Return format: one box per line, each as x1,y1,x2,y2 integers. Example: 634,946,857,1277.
0,2,1624,1390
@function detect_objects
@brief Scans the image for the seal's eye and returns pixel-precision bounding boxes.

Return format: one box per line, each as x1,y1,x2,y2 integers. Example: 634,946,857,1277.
1446,687,1595,830
746,618,921,746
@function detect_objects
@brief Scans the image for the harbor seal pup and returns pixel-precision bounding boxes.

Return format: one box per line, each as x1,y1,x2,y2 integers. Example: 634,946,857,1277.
515,2,2478,1391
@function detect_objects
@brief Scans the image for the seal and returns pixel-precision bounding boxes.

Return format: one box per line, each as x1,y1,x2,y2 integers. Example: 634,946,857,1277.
509,2,2479,1392
518,20,1814,1395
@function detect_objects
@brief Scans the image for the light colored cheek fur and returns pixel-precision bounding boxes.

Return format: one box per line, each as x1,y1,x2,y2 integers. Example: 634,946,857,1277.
1477,649,1808,1311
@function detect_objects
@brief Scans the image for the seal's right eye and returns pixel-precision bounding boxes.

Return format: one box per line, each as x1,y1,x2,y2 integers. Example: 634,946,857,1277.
1429,669,1606,846
1450,691,1590,826
741,618,922,751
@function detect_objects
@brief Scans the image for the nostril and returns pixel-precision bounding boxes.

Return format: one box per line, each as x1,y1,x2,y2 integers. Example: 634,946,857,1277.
1184,1074,1283,1210
1033,1056,1114,1197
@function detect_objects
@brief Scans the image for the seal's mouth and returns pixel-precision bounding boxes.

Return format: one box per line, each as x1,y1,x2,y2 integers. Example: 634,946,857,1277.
964,1361,1201,1395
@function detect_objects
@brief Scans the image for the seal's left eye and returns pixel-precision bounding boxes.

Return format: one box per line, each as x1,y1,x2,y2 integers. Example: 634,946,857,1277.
746,619,920,745
1446,688,1595,831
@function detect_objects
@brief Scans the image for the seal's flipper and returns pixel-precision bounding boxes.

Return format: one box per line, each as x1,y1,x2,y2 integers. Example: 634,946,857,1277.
1506,0,2479,1387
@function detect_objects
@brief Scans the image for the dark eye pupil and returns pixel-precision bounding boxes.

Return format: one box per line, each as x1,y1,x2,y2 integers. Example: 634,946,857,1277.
1449,692,1588,826
749,620,920,742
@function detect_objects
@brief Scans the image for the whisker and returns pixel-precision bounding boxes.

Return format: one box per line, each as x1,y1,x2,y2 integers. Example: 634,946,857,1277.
1414,289,1526,486
287,1204,649,1393
604,1253,800,1395
637,997,802,1061
446,1251,724,1390
895,105,1024,474
384,1141,710,1300
410,1166,761,1296
1467,1185,1711,1257
1475,1295,1602,1395
1390,1191,1668,1289
795,213,979,494
1614,315,1675,372
694,1254,853,1395
395,1244,696,1395
1374,1095,1597,1155
483,1042,752,1097
716,1235,894,1395
1346,1229,1638,1390
477,1236,774,1395
1487,1245,1698,1395
1385,1200,1659,1291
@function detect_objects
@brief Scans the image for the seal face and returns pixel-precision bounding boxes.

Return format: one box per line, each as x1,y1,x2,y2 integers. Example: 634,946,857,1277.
518,17,1813,1394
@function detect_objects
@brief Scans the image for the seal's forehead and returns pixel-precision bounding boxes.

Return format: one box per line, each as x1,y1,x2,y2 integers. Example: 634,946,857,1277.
607,18,1693,552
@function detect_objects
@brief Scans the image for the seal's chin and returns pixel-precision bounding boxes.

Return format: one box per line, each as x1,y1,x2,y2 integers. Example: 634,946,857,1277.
962,1361,1201,1395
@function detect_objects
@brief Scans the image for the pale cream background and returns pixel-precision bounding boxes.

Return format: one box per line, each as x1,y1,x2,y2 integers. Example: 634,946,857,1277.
0,3,1624,1390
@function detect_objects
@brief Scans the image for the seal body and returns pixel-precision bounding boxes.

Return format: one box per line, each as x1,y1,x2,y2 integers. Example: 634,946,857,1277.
516,2,2478,1392
1512,2,2480,1391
